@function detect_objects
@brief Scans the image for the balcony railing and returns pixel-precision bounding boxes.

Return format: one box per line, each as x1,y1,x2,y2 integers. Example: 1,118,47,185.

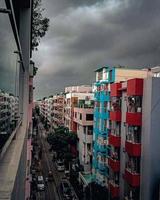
110,83,122,97
127,78,143,96
126,112,142,126
125,141,141,157
110,111,121,121
75,104,94,109
108,157,120,172
109,181,120,198
124,168,140,187
98,144,107,153
109,134,121,147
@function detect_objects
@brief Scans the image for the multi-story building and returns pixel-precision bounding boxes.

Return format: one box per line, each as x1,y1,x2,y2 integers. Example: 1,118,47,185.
39,98,46,117
0,92,11,136
73,94,94,171
64,85,92,132
93,66,160,200
38,94,65,130
108,76,160,200
0,91,19,149
64,85,93,159
93,66,149,187
52,94,65,129
9,95,19,130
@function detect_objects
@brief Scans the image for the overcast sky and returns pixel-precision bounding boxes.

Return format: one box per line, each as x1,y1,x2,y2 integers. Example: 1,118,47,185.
33,0,160,99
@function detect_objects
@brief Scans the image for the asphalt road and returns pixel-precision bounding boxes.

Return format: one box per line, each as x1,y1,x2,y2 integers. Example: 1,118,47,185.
37,121,64,200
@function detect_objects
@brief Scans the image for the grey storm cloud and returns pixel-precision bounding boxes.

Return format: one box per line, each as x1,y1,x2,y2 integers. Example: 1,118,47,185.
34,0,160,99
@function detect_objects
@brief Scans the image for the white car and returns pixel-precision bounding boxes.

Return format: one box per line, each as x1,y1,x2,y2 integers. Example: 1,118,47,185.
37,176,45,191
55,160,65,171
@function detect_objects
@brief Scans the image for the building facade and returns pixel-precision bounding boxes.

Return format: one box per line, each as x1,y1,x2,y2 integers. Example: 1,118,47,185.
93,66,160,200
92,67,148,188
73,94,94,171
0,0,33,199
64,85,92,132
52,94,65,129
108,76,160,200
38,94,65,130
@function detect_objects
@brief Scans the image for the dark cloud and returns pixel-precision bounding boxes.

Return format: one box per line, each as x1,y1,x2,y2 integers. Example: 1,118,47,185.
34,0,160,99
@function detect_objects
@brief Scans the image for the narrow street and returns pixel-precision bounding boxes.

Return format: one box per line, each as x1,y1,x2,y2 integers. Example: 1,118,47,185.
36,118,64,200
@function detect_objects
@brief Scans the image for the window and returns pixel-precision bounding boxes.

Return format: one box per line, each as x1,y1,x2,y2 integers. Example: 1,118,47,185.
80,113,82,120
86,114,93,121
0,0,22,149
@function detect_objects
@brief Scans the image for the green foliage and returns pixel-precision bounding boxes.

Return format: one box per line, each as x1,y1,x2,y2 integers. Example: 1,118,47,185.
47,127,78,159
32,0,50,51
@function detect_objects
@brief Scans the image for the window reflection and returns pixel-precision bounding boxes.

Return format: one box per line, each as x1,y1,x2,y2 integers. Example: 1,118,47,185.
0,0,20,150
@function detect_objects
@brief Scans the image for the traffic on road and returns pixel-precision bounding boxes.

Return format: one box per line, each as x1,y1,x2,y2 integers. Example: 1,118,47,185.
30,116,79,200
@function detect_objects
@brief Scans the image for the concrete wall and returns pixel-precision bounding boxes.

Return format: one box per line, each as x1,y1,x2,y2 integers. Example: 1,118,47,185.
120,90,127,199
115,69,149,83
74,107,93,126
141,77,160,200
65,85,92,93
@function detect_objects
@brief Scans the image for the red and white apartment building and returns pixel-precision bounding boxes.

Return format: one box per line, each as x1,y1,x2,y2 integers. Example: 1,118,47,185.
64,85,94,167
108,68,160,200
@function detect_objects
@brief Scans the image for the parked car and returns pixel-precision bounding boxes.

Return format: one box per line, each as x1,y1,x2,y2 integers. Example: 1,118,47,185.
37,175,45,191
64,170,70,179
60,179,73,200
55,160,65,171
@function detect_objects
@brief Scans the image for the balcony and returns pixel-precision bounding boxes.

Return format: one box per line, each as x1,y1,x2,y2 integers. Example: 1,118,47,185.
109,134,121,147
98,144,107,153
94,91,100,100
125,141,141,157
83,134,92,144
108,158,120,172
110,111,121,122
99,129,108,137
109,181,120,198
92,158,98,169
110,83,122,97
98,164,108,176
98,161,106,171
94,107,100,118
126,112,142,126
100,91,110,101
127,78,143,96
99,111,109,119
124,169,140,187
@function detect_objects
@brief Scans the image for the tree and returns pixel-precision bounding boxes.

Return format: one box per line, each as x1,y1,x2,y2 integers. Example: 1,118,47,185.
32,0,50,51
47,127,78,160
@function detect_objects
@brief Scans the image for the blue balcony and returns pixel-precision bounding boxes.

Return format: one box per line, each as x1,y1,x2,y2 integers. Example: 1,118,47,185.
93,127,99,136
99,128,109,137
94,143,99,152
100,91,110,101
98,161,106,171
94,107,100,118
92,158,98,169
94,91,100,101
98,147,110,157
97,150,107,157
98,144,107,153
99,166,109,176
99,111,109,119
